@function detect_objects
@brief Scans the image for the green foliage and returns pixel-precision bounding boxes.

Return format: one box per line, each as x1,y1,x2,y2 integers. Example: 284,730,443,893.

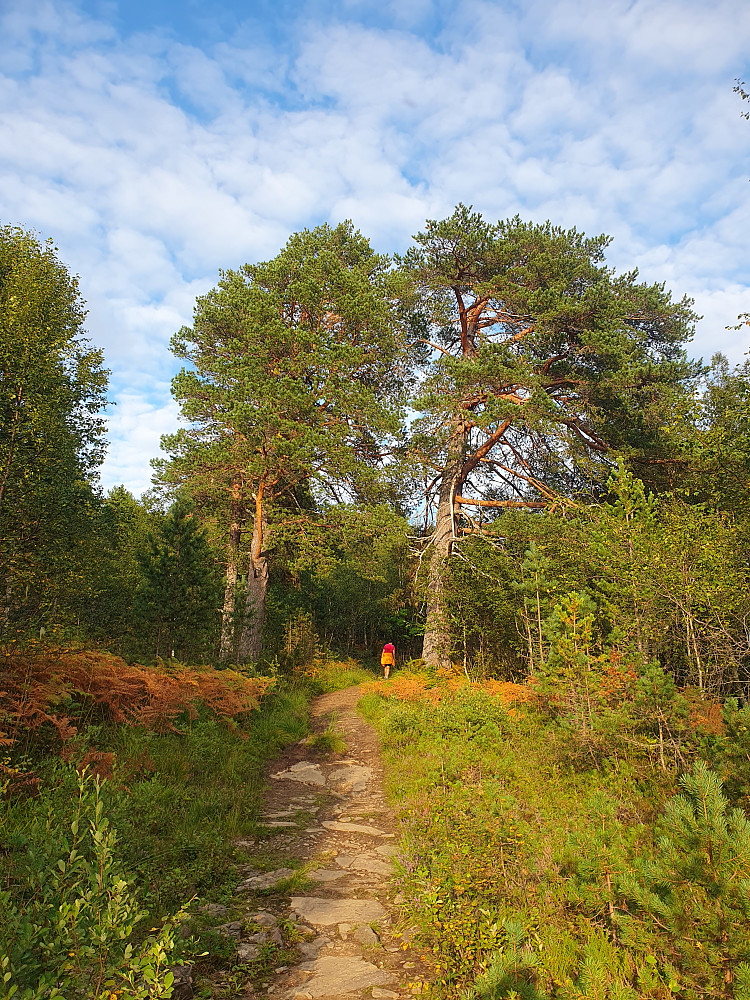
158,220,413,660
133,496,223,662
369,672,750,998
0,224,109,647
106,686,309,912
306,713,347,753
405,201,699,521
620,762,750,995
0,770,182,999
465,921,548,1000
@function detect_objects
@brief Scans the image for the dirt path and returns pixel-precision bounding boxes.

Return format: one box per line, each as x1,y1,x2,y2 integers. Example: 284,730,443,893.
220,684,428,1000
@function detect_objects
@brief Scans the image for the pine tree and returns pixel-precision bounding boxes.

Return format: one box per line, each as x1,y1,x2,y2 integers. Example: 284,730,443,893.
158,222,409,662
401,205,698,667
620,762,750,996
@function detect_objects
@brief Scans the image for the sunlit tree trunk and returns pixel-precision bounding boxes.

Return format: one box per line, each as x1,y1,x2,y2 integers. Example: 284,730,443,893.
219,481,243,660
422,426,466,669
238,482,270,662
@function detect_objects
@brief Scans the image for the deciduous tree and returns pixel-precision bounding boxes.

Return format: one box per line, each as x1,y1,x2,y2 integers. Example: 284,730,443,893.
0,225,108,645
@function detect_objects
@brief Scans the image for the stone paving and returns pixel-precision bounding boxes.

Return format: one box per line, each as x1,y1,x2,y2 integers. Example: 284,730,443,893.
223,685,428,1000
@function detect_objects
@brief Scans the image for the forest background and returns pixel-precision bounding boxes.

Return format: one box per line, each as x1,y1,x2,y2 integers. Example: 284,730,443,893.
5,161,750,998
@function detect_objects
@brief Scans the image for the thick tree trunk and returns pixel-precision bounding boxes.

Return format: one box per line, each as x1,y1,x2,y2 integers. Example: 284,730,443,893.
219,484,242,661
422,426,467,668
238,483,269,662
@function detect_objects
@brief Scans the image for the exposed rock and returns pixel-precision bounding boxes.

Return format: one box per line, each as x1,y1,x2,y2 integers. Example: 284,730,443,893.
353,925,379,946
290,897,387,927
289,956,394,998
337,922,353,939
272,762,326,786
237,942,261,962
372,990,400,999
270,926,284,945
169,965,193,1000
308,868,348,882
327,764,372,794
251,910,277,926
217,920,243,938
321,821,393,837
239,868,295,890
297,936,330,958
198,902,228,918
334,853,392,876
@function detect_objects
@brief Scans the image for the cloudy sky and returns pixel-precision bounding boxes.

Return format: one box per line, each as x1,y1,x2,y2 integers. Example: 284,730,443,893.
2,0,750,495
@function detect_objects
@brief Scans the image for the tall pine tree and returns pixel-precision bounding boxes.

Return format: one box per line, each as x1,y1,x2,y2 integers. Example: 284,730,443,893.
158,222,410,661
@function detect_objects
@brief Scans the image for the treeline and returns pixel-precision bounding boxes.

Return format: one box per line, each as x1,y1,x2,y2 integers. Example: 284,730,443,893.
2,214,750,697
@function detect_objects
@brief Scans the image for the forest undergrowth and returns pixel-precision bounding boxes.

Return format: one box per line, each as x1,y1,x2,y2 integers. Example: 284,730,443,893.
0,652,372,999
361,668,750,1000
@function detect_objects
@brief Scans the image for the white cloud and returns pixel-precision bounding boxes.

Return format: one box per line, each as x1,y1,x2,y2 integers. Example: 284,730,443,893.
99,390,181,495
1,0,749,493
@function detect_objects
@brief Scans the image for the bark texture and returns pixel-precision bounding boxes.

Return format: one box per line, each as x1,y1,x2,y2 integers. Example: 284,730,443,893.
421,426,466,669
219,486,242,661
238,485,269,661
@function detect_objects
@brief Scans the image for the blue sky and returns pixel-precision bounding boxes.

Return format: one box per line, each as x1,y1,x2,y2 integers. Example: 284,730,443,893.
2,0,750,495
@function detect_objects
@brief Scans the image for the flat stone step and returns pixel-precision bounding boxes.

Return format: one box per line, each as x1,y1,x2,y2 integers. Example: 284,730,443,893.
335,853,393,876
321,821,393,837
272,762,327,786
289,955,394,998
290,896,386,927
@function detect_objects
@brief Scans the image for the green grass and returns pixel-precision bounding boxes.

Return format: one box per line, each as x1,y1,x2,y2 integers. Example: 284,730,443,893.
306,657,375,693
359,682,693,999
102,684,310,912
1,660,369,998
307,712,348,754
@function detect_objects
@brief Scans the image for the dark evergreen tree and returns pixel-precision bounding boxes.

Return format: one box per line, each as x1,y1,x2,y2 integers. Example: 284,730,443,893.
134,497,222,662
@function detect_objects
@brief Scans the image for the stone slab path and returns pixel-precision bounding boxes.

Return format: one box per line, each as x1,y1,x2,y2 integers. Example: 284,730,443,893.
224,684,428,1000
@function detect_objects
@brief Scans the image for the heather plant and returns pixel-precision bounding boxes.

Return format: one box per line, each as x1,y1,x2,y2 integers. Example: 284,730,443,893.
363,677,690,996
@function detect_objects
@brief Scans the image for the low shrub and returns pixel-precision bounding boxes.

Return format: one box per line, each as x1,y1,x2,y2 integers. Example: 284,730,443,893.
0,769,184,999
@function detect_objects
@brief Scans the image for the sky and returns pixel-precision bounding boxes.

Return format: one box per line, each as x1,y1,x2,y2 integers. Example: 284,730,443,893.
2,0,750,496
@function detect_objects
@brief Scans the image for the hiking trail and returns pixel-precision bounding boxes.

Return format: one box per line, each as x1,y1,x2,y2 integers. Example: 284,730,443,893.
209,683,429,1000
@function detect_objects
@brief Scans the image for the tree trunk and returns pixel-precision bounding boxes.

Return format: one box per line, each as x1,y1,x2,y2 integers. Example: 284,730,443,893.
238,482,269,662
219,483,243,661
422,425,466,668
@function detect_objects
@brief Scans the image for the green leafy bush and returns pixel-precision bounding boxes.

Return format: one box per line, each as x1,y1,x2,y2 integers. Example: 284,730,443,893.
0,769,184,999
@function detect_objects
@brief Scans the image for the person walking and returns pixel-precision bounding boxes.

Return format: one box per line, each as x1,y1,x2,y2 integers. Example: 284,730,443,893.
381,641,395,679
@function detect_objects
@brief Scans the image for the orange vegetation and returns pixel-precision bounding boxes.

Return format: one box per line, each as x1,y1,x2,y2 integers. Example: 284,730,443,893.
0,650,273,750
363,668,532,707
